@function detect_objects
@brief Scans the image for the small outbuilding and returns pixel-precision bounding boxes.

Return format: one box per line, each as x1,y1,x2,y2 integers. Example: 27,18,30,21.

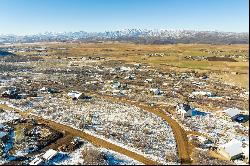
150,88,161,95
191,91,213,97
218,139,243,160
42,149,58,161
223,107,242,118
112,81,121,89
67,91,83,100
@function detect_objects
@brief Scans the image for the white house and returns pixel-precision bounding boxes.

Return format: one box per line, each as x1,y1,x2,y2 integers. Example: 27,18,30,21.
67,91,83,100
223,107,241,118
176,103,207,118
42,149,58,161
176,103,192,118
120,66,131,72
191,91,213,97
40,87,46,92
144,79,153,83
218,139,243,160
208,96,223,100
150,88,161,95
177,108,188,118
112,81,121,89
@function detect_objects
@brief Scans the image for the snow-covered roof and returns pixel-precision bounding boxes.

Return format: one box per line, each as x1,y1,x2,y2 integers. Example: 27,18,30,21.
120,66,131,71
112,81,121,88
191,91,213,96
150,88,161,94
220,139,243,157
223,107,241,117
67,91,82,99
40,87,46,91
144,78,153,82
42,149,58,160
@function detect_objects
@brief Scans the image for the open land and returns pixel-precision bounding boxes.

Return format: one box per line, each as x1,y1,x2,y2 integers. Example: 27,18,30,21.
0,42,249,165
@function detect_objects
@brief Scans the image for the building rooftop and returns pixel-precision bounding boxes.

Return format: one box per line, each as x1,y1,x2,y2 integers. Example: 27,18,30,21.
220,139,243,157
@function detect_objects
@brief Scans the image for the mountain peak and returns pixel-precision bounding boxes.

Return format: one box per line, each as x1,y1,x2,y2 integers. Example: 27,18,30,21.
0,29,248,44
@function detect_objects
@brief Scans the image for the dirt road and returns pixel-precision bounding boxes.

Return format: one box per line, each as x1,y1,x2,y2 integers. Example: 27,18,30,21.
89,93,192,164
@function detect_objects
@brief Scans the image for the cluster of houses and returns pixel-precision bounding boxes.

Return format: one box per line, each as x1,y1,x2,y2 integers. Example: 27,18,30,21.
176,102,249,164
199,48,248,61
0,46,249,165
1,46,48,53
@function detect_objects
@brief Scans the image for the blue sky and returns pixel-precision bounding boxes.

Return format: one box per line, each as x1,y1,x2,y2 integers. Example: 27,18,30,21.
0,0,248,35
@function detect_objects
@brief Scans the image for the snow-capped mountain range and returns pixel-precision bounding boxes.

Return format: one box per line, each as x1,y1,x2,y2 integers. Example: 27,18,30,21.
0,29,248,44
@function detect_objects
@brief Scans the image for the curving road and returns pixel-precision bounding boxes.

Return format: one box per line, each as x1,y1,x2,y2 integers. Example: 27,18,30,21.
89,93,192,164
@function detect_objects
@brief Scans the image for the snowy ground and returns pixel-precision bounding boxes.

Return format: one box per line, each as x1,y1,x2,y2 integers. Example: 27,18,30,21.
0,109,21,124
57,140,143,165
8,95,178,164
178,113,249,145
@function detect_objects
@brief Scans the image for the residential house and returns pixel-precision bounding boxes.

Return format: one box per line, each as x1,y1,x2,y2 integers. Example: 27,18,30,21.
176,103,207,118
223,107,242,118
42,149,58,161
218,139,243,160
67,91,83,100
150,88,161,95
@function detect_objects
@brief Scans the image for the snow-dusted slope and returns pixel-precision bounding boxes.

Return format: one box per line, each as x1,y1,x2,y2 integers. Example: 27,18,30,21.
0,29,248,44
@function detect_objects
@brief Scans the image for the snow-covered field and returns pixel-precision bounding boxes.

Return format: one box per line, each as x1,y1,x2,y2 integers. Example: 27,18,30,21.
0,108,21,124
57,140,143,165
9,94,178,164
